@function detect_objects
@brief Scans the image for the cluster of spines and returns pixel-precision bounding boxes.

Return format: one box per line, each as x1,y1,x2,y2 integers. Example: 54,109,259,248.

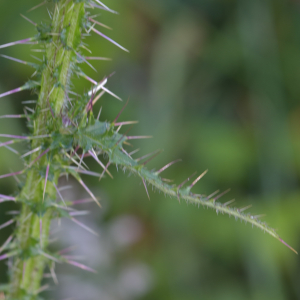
0,0,297,299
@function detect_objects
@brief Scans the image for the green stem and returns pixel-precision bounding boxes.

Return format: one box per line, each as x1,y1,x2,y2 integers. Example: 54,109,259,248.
8,1,85,299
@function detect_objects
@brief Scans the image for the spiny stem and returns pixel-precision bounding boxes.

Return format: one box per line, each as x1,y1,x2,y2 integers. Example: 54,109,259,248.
8,1,85,298
1,1,297,299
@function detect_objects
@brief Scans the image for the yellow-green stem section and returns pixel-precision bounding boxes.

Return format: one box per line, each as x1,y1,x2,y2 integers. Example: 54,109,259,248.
8,1,85,299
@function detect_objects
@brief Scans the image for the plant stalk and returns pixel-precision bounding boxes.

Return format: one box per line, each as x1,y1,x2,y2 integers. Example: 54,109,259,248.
8,1,85,298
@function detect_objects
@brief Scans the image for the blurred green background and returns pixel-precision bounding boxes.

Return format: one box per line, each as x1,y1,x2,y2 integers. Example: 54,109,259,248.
1,0,300,299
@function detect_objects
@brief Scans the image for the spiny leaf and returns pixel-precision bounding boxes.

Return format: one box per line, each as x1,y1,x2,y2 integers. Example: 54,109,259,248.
75,121,297,254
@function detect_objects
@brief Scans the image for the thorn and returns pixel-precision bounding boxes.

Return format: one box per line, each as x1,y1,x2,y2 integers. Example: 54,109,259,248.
88,77,107,96
23,107,31,122
77,150,86,170
114,121,138,127
0,252,16,261
0,54,36,67
136,149,162,162
0,170,25,180
69,211,90,217
93,90,105,107
80,73,98,85
75,51,97,72
51,203,73,213
102,86,122,101
85,56,111,61
6,211,19,215
90,27,129,52
0,235,13,254
36,284,50,295
88,149,113,178
99,161,111,181
39,250,61,263
253,214,266,219
207,190,219,199
0,140,15,149
71,217,98,236
3,144,19,155
58,185,73,193
43,164,50,200
21,146,41,158
127,135,152,140
86,91,96,113
0,194,16,201
88,17,112,30
27,1,47,12
64,151,87,171
31,70,37,77
74,151,89,170
30,48,45,52
113,98,129,123
68,90,81,97
0,134,28,139
28,148,50,168
77,178,101,207
213,189,231,201
94,0,118,13
0,37,36,50
21,99,37,104
24,106,35,114
46,7,53,19
89,13,102,19
223,199,235,207
53,182,66,206
58,245,77,255
0,219,15,230
239,205,252,212
161,178,173,183
0,114,27,119
142,178,150,200
115,126,133,146
66,259,97,273
80,44,92,53
70,168,101,178
121,148,132,157
0,84,31,99
71,198,94,205
62,254,86,260
177,172,197,189
30,54,42,62
279,238,298,255
128,148,140,156
71,145,80,157
141,150,163,165
97,106,103,120
189,170,208,189
0,254,8,261
86,22,98,36
20,14,37,26
155,159,182,174
89,1,118,14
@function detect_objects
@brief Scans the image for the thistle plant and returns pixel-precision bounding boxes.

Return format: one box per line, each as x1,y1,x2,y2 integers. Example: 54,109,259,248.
0,1,297,299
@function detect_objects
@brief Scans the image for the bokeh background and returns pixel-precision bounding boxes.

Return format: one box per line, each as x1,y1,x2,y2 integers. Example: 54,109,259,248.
1,0,300,299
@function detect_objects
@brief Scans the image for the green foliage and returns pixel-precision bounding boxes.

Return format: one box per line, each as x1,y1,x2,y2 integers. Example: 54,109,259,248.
0,0,297,299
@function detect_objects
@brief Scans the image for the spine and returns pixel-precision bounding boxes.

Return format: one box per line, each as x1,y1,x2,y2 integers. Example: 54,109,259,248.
8,1,85,298
0,1,296,300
